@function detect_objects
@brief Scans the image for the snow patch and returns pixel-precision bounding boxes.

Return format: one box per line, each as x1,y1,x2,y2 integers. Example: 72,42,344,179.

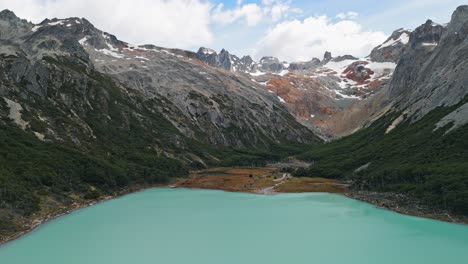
96,48,124,59
278,70,289,76
378,32,409,49
277,96,286,103
78,37,88,45
161,49,176,56
324,59,357,74
31,25,42,32
250,71,266,76
201,48,216,55
422,42,438,47
366,61,397,77
135,55,149,61
106,42,118,52
251,79,268,86
334,90,361,100
48,20,64,26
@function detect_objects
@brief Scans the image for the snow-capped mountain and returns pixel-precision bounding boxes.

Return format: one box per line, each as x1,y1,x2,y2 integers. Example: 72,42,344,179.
194,41,406,138
369,29,412,62
195,47,256,72
0,5,465,142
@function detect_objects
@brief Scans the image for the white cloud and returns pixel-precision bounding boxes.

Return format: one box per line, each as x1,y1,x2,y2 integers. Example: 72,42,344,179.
211,0,297,26
270,3,290,21
289,7,303,14
255,15,387,62
262,0,276,5
212,3,263,26
0,0,213,50
336,11,359,20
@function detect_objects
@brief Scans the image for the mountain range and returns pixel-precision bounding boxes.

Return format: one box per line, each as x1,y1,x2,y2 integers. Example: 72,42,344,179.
0,5,467,238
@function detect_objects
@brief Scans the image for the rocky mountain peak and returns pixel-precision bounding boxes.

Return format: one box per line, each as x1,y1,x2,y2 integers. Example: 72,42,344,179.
240,55,253,64
332,55,358,62
409,19,444,49
257,56,285,73
0,9,20,22
447,5,468,33
259,56,280,63
288,58,321,71
369,28,411,62
0,9,32,39
387,4,468,126
195,47,247,72
197,47,217,56
323,51,332,63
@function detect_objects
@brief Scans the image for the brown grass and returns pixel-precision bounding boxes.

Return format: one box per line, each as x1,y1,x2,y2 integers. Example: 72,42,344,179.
175,167,277,192
175,167,348,194
276,177,348,193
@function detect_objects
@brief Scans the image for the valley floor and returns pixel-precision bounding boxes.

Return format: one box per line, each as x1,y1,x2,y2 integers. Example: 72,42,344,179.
175,167,348,194
2,166,466,247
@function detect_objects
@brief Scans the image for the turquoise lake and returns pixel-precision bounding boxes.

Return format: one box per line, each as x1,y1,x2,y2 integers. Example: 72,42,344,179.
1,188,468,264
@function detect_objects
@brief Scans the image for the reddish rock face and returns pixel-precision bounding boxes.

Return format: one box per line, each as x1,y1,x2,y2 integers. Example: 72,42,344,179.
342,61,374,84
266,78,298,103
319,106,337,115
367,79,382,90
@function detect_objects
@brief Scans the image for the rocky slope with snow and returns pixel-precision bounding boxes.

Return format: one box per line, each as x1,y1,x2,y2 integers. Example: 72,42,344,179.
193,5,467,141
386,10,468,129
196,45,402,138
369,29,411,62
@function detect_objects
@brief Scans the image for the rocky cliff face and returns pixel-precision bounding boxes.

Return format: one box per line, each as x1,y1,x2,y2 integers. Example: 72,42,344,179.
195,47,256,73
384,5,468,132
0,10,319,155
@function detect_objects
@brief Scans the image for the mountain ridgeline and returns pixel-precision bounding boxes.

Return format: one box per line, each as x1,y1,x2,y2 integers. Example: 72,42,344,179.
0,5,467,238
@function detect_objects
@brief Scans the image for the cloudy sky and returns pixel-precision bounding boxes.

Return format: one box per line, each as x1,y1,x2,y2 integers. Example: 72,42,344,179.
0,0,465,61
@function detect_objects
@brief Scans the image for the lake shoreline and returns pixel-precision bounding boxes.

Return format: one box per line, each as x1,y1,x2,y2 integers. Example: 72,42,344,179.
2,167,467,246
0,183,169,247
346,191,468,225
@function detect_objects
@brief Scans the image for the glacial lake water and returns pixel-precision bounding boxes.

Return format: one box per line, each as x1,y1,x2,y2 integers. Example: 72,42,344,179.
1,188,468,264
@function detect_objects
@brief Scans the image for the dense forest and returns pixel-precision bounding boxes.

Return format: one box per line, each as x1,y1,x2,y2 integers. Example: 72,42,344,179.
0,113,313,236
295,101,468,216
